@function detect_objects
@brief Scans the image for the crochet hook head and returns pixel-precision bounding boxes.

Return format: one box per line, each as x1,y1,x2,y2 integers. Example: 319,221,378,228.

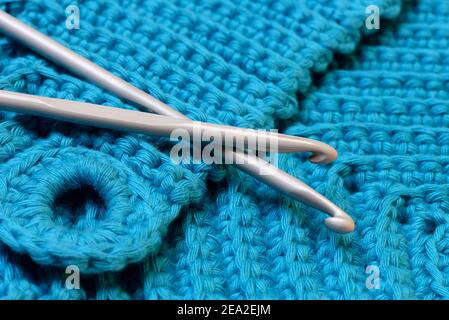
235,152,355,233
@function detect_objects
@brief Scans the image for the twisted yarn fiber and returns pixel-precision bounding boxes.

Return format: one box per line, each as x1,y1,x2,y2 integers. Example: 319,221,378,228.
0,0,446,299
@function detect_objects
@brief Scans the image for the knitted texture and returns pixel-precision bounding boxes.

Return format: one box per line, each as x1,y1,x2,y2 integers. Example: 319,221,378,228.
0,0,447,299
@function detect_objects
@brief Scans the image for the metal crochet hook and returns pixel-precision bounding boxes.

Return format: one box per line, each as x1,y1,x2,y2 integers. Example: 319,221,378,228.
0,90,337,155
0,10,355,233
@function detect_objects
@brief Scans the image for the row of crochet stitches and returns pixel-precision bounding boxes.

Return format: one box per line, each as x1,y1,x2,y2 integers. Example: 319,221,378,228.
287,0,449,299
2,0,446,299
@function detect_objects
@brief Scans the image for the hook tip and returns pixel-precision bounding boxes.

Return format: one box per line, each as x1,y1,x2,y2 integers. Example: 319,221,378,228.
324,213,355,233
308,148,338,164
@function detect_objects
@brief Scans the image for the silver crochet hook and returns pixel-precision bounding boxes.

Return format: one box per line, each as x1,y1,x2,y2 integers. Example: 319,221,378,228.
0,10,355,233
0,90,337,155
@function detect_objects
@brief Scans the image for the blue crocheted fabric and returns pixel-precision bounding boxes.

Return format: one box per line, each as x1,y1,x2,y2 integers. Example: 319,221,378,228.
0,0,448,299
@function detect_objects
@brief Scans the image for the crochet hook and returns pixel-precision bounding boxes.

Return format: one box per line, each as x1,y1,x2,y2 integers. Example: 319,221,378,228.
0,90,338,155
0,10,355,233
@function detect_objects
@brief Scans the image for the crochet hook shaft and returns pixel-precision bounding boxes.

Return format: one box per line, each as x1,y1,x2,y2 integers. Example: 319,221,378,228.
0,90,337,154
0,10,355,233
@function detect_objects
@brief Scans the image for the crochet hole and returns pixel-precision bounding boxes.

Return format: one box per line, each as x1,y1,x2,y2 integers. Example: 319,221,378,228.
341,174,361,194
423,219,437,234
53,183,107,229
397,208,409,225
396,195,410,225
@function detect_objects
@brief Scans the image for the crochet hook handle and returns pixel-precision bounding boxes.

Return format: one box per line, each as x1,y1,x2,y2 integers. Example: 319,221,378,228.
0,89,338,155
0,10,354,233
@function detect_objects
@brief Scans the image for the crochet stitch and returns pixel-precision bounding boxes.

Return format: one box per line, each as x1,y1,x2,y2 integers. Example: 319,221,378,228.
0,0,448,299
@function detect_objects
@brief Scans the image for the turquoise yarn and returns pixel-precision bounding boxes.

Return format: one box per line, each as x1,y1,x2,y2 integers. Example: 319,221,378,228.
0,0,448,299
